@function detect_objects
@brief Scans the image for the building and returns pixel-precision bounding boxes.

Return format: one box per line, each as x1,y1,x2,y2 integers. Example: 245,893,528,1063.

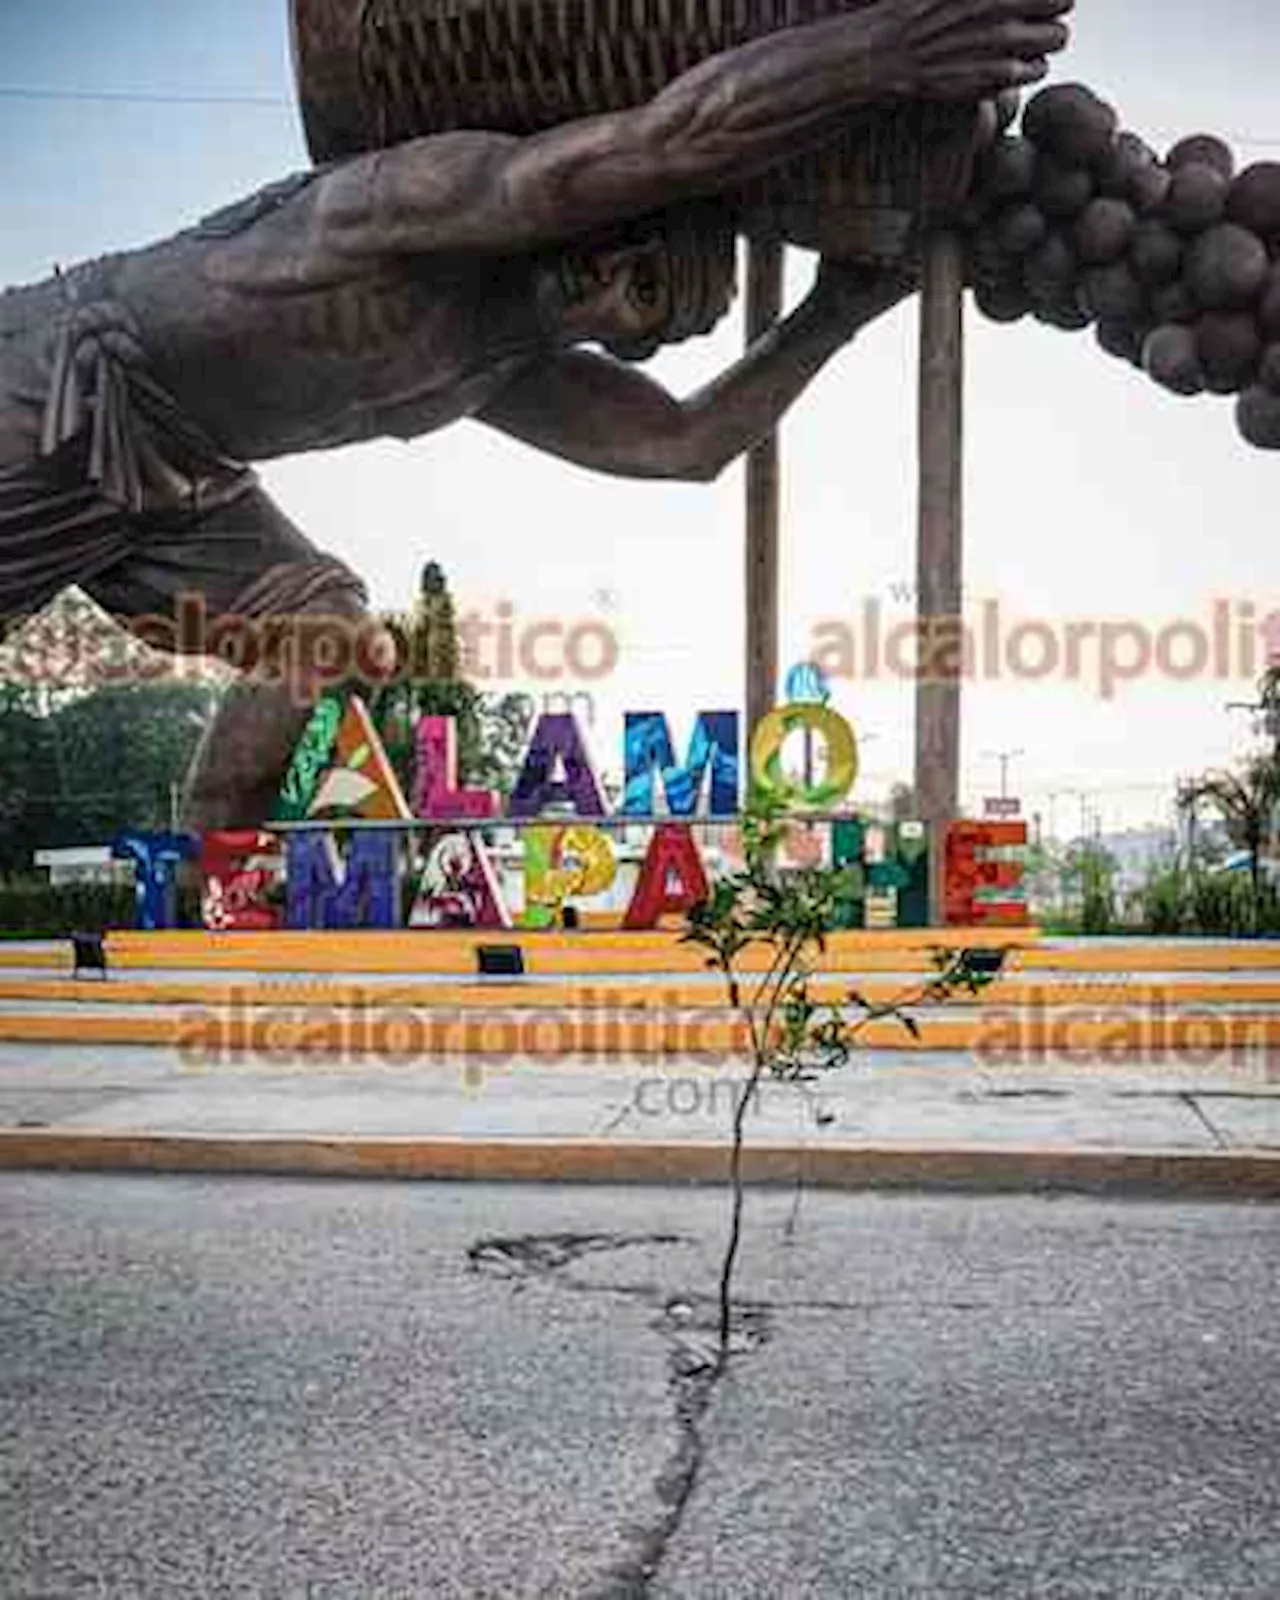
33,848,131,887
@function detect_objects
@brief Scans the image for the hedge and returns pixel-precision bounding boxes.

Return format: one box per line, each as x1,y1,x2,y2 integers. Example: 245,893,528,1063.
0,879,203,938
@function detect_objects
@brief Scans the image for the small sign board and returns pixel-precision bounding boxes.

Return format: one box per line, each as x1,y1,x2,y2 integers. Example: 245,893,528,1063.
983,797,1022,819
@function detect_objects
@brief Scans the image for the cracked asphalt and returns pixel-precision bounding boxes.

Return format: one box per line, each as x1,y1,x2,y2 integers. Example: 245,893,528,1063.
2,1177,1278,1598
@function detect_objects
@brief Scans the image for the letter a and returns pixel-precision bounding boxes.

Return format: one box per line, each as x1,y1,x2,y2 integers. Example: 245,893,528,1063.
623,825,710,930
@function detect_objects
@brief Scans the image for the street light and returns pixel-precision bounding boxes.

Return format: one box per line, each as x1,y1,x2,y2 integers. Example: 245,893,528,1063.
170,709,212,831
1044,788,1079,846
980,747,1024,801
1076,791,1100,844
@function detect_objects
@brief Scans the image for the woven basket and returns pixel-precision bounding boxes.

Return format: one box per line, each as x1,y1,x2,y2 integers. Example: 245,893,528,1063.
291,0,979,259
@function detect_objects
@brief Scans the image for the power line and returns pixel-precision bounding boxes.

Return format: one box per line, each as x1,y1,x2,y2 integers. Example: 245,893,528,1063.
2,86,1280,144
0,87,290,108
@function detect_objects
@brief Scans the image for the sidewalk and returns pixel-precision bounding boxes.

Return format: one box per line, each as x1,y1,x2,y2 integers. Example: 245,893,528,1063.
2,1043,1277,1196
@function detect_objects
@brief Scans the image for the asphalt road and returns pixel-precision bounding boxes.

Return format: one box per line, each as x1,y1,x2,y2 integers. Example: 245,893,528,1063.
1,1178,1277,1598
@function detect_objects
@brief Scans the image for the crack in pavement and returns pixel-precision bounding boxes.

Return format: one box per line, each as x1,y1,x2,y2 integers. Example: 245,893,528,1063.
1180,1093,1230,1149
467,1230,769,1598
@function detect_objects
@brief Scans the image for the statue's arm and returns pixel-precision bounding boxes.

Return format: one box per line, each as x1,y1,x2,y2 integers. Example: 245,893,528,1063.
475,264,913,481
316,0,1070,260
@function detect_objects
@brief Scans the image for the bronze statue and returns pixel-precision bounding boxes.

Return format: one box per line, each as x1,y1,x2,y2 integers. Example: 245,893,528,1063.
0,0,1071,828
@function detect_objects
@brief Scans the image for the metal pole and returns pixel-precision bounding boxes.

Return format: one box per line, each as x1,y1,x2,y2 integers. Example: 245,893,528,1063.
745,233,785,742
914,231,966,923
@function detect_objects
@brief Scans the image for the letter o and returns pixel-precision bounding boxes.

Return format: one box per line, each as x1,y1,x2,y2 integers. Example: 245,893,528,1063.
667,1078,702,1118
749,702,859,810
565,622,618,682
1172,1010,1226,1066
376,1010,425,1064
1005,622,1061,681
1155,623,1210,682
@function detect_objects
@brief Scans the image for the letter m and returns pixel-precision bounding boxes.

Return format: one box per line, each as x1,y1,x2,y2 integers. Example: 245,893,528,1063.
622,712,739,817
285,832,401,929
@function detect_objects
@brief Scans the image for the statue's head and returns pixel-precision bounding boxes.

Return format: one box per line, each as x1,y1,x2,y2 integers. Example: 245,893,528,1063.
550,202,738,362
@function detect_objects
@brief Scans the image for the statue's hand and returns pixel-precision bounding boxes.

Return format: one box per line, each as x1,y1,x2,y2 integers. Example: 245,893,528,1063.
872,0,1073,103
810,259,919,330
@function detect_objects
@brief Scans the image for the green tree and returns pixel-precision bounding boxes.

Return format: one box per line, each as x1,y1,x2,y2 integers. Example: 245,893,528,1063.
0,684,53,872
1060,840,1118,934
1179,755,1280,933
1,586,236,867
471,693,536,797
1238,664,1280,761
32,683,218,849
682,791,1005,1370
1022,836,1067,922
365,564,533,799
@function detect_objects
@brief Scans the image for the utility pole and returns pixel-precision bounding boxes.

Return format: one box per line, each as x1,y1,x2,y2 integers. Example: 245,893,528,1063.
744,233,785,741
1045,789,1072,845
915,230,966,923
982,747,1024,802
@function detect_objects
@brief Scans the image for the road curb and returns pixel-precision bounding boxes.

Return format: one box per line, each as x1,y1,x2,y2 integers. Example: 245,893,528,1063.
1,1130,1278,1197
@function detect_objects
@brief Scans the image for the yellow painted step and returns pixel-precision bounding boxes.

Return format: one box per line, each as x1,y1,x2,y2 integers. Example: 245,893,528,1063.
0,927,1041,975
4,1008,1280,1059
10,931,1280,976
3,978,1280,1010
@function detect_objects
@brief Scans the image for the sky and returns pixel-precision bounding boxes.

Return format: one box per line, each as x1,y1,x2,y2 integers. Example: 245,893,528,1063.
3,0,1280,836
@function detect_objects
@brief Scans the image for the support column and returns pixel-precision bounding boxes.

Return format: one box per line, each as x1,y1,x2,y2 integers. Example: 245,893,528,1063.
744,233,785,741
914,231,966,923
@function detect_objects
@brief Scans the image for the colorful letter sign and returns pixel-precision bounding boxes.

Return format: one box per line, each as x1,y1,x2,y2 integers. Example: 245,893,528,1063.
275,694,344,822
623,712,739,817
309,697,412,821
111,831,198,931
521,824,617,928
275,695,410,824
944,821,1029,926
200,831,281,931
285,832,401,930
508,713,606,819
408,831,510,929
623,825,710,929
181,691,1037,936
749,704,858,811
413,716,499,821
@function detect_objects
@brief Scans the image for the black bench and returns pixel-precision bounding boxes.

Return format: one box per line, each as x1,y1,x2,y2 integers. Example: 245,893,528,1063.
70,932,109,981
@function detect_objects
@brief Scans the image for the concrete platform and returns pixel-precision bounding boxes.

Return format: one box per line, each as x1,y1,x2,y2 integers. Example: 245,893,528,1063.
0,1043,1276,1196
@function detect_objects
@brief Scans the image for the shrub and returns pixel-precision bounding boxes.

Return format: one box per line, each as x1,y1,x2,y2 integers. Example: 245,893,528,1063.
0,877,202,937
1134,865,1188,935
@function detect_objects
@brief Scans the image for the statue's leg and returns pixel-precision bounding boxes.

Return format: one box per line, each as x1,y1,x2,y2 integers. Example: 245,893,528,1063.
83,483,389,831
176,565,374,833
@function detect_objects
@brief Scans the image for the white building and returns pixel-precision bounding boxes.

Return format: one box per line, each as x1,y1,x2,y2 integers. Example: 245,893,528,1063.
33,847,131,887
